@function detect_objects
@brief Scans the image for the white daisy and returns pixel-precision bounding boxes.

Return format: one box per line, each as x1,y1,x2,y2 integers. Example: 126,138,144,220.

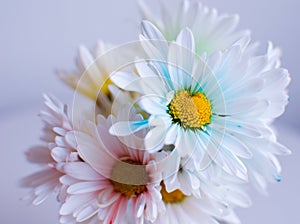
157,181,241,224
21,94,79,205
60,113,165,224
160,149,251,209
110,21,291,187
57,41,142,102
138,0,250,55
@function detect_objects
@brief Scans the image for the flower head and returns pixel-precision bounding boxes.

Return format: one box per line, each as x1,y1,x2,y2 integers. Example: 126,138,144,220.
22,1,292,223
60,110,165,223
138,0,249,55
110,21,291,188
157,180,242,224
57,41,142,102
21,94,79,205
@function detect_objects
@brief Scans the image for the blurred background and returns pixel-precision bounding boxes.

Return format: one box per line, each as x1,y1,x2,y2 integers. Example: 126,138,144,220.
0,0,299,223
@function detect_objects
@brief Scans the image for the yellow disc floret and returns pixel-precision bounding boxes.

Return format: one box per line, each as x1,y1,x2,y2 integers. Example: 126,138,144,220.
168,89,212,129
110,159,148,198
160,182,186,204
100,78,113,96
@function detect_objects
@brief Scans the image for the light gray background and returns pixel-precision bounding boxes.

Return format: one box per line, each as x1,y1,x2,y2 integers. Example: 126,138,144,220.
0,0,299,223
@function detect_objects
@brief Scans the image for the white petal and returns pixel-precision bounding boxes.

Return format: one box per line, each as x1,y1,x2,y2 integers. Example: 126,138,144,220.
176,27,195,52
145,125,167,152
65,132,77,149
109,120,149,136
220,133,252,159
76,201,99,222
98,188,120,208
138,95,167,115
51,147,69,162
225,97,259,115
60,193,96,215
67,181,104,194
139,75,168,96
267,141,291,155
141,20,166,41
63,162,102,181
135,60,158,78
79,46,103,84
164,124,179,145
110,71,141,92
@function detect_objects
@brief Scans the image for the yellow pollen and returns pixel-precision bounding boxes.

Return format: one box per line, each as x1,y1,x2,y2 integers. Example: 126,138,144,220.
168,89,212,129
110,159,148,198
160,182,186,204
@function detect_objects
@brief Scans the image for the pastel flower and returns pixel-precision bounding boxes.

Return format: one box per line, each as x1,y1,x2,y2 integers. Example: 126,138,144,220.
110,21,291,188
60,114,165,224
156,181,241,224
21,94,79,205
57,41,142,102
160,149,251,209
138,0,249,55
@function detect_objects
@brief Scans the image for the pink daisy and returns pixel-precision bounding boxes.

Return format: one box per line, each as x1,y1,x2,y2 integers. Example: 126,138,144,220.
21,94,79,205
60,114,165,224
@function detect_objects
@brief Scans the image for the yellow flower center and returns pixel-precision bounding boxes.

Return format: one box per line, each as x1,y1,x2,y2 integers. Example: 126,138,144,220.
168,89,212,129
110,159,148,198
160,182,186,203
100,78,113,96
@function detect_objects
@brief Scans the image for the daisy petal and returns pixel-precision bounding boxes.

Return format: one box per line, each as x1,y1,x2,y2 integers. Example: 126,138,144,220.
109,120,149,136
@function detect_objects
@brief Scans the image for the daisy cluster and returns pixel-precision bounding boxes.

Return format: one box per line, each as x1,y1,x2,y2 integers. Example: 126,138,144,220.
22,0,291,223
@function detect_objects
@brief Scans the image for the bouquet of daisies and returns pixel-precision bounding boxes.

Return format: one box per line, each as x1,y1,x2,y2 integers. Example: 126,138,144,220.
22,0,291,223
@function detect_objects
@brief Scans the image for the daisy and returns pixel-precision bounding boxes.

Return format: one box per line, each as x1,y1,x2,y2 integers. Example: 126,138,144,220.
109,21,291,186
160,149,251,209
157,144,252,224
156,180,241,224
154,191,240,224
21,94,79,205
138,0,250,55
60,113,165,224
57,41,142,102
